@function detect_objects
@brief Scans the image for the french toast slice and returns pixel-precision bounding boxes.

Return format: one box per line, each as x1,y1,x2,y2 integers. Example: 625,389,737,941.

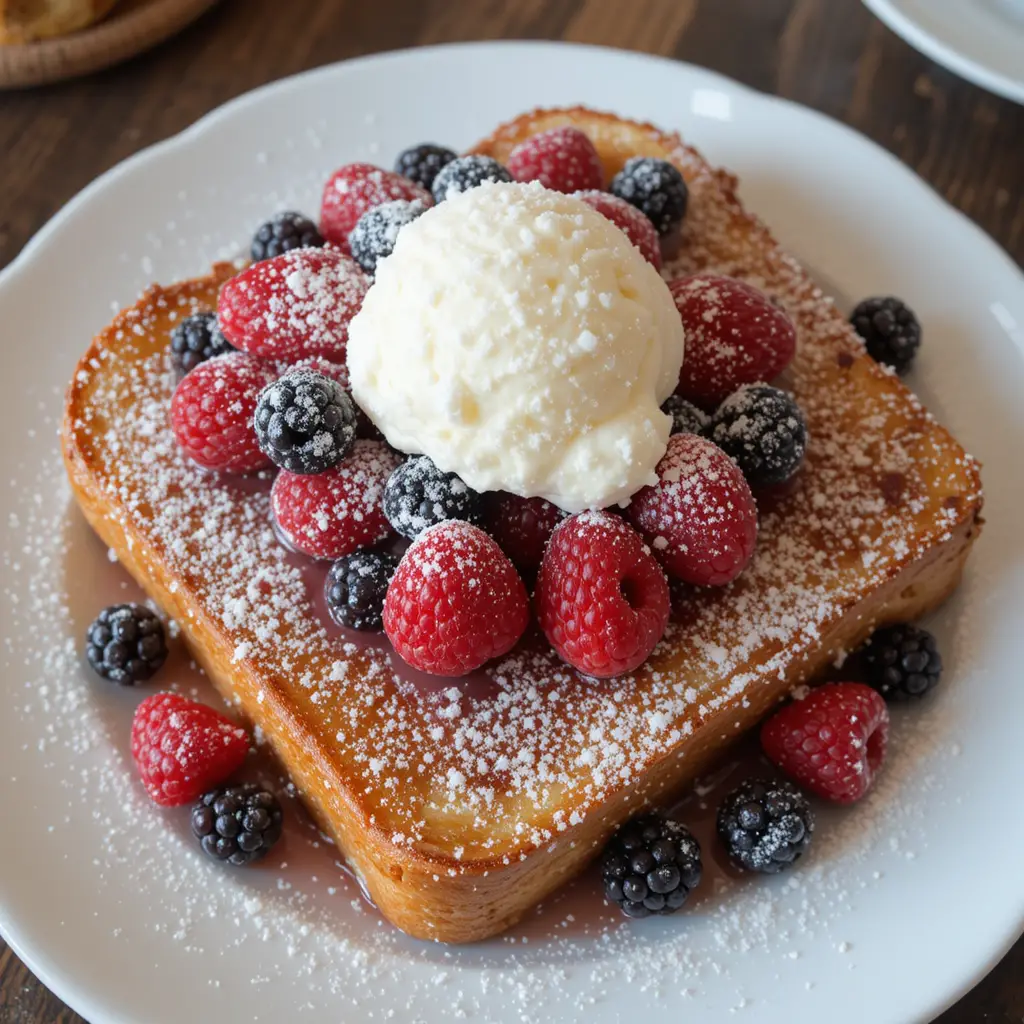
62,108,982,943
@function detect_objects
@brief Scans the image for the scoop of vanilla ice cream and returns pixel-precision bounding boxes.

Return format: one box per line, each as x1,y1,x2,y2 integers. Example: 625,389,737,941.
346,181,684,512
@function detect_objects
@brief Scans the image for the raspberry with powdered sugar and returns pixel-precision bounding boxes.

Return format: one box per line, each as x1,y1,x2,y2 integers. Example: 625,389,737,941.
535,511,671,678
271,439,401,560
383,520,530,676
671,272,797,409
627,432,758,587
170,351,277,473
319,162,431,249
217,246,369,362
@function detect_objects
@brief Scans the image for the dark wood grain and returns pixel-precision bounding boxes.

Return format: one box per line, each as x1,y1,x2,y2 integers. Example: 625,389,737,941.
1,0,1021,1020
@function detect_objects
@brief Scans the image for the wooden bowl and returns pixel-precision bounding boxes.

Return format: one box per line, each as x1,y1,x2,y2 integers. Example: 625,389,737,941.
0,0,220,88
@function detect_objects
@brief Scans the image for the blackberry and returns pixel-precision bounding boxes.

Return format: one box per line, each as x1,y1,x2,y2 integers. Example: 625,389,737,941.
191,783,283,866
601,814,702,918
710,384,807,487
324,550,400,631
348,199,427,276
254,370,357,475
250,211,324,263
85,603,167,685
862,623,942,701
431,155,513,203
850,296,921,373
395,143,457,191
169,312,233,378
717,779,813,874
662,394,708,436
609,157,689,236
383,455,483,540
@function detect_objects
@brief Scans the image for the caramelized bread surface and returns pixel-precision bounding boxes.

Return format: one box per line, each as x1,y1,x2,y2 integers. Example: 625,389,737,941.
62,108,982,942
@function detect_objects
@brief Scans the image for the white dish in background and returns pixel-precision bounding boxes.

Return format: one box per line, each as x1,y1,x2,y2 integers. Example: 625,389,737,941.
863,0,1024,103
1,41,1024,1024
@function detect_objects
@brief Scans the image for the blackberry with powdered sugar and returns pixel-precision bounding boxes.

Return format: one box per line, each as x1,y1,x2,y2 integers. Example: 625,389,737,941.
348,199,427,275
661,394,709,436
610,156,689,236
250,211,324,263
431,155,513,203
169,312,233,378
717,779,814,874
254,370,357,475
710,383,807,487
324,550,400,631
383,455,483,539
394,143,457,191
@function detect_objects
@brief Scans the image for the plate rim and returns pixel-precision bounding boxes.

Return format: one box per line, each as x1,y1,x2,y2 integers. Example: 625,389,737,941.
863,0,1024,104
1,39,1023,1024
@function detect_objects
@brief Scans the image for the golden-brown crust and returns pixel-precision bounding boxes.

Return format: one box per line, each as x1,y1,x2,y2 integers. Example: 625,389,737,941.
61,109,982,942
0,0,118,44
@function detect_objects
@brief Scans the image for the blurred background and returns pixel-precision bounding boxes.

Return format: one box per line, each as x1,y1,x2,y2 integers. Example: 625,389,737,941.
0,0,1021,1020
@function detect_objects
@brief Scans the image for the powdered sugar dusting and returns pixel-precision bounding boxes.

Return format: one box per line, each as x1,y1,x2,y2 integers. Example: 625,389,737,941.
62,132,982,872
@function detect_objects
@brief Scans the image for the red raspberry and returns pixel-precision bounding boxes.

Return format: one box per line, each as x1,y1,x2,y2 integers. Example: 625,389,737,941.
761,683,890,804
218,247,369,363
484,493,564,577
535,511,670,679
170,353,276,473
271,439,400,560
574,190,662,270
131,692,249,806
384,521,530,677
507,127,604,194
319,162,431,249
627,433,757,587
670,274,797,409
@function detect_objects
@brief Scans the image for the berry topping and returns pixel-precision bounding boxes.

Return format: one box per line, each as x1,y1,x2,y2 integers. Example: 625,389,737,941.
217,247,369,363
670,274,798,409
383,521,530,677
394,143,457,191
661,393,709,436
535,511,670,679
280,356,379,441
574,189,662,270
717,779,814,874
383,455,483,540
170,353,277,474
250,211,323,263
484,493,564,577
319,162,431,250
169,312,234,379
507,126,604,194
609,156,689,237
862,623,943,702
348,198,427,276
85,603,167,686
431,155,513,203
761,683,890,804
131,693,249,807
254,370,357,475
850,296,922,373
627,433,758,587
324,550,401,631
709,384,808,487
191,783,283,866
601,814,702,918
271,440,400,561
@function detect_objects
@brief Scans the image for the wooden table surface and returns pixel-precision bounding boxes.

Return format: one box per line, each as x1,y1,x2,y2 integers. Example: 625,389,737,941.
1,0,1022,1020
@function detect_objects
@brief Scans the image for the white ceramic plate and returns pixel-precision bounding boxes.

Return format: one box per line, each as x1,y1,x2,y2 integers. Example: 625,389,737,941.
1,42,1023,1024
864,0,1024,103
